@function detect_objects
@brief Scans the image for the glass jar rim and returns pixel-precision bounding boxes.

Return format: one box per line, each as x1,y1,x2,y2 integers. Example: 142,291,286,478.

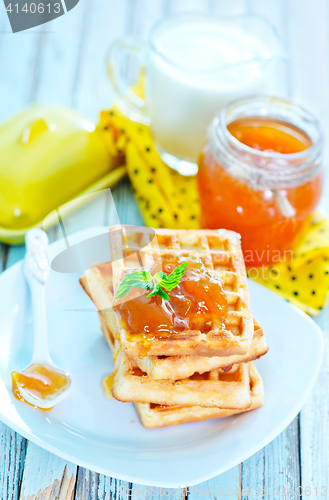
209,95,323,192
218,94,323,165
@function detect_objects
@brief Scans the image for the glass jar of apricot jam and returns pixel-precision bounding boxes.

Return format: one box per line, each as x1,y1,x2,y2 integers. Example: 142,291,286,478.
197,96,323,266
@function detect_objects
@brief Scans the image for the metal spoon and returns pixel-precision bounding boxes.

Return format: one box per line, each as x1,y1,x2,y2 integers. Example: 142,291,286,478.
12,228,72,410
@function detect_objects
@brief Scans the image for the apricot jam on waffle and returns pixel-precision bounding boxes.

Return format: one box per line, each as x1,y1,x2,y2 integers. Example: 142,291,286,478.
112,255,227,338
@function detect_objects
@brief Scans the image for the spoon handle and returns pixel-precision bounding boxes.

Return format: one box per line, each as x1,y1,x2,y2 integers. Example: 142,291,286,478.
24,229,52,364
30,279,52,363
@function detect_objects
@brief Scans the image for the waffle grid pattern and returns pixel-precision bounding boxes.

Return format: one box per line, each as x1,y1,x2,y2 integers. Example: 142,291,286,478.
109,227,254,356
135,362,264,428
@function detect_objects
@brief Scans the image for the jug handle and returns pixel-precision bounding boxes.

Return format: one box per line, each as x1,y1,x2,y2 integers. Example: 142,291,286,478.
106,37,150,126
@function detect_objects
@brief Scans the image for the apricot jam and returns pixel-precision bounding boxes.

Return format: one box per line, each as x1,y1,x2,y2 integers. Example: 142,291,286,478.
197,96,323,266
11,363,70,410
112,256,227,340
227,118,311,154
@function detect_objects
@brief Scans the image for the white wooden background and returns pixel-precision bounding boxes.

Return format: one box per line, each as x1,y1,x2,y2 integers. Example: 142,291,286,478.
0,1,329,499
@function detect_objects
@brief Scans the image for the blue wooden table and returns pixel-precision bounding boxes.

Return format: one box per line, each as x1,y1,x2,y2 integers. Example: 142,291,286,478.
0,1,329,498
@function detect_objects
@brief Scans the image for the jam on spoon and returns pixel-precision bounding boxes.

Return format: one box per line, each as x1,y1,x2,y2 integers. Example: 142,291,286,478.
12,229,72,410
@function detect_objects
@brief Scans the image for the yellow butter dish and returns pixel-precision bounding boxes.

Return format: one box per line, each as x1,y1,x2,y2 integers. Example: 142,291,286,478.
0,105,126,245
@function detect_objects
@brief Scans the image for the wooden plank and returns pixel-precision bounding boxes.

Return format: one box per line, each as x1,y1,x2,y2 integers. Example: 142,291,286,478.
120,0,165,42
30,0,88,108
0,18,43,123
300,311,329,494
0,11,47,500
74,468,131,500
19,443,77,500
0,422,27,500
1,2,117,498
73,0,127,120
167,0,247,15
285,0,329,210
112,180,144,226
6,246,26,269
129,482,186,500
240,418,300,499
284,1,329,491
188,467,240,499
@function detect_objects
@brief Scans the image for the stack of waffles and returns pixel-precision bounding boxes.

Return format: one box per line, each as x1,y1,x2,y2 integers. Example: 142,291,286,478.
80,226,268,428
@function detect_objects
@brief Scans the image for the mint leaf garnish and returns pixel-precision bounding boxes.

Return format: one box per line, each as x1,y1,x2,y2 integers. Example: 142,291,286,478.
115,262,189,301
147,284,170,301
115,270,153,299
156,262,189,291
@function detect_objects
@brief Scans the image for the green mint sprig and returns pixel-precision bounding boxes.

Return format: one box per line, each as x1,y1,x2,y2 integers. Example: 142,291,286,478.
115,262,190,301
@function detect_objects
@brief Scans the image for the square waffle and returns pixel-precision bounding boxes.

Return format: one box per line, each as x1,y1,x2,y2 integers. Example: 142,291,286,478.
83,226,254,357
135,363,264,428
80,275,266,381
133,319,268,380
99,313,252,410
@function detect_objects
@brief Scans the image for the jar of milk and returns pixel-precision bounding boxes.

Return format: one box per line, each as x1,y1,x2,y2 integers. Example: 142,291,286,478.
107,14,285,175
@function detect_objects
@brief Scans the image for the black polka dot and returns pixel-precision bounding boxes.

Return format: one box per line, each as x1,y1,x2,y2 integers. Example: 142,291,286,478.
151,214,156,219
312,290,316,295
293,291,298,296
291,276,296,281
174,214,178,220
134,169,138,174
148,179,152,184
145,147,151,152
275,285,280,289
287,266,291,271
319,306,323,310
158,208,163,213
325,271,329,275
109,111,114,115
309,274,314,279
151,167,156,173
104,126,108,130
190,215,196,220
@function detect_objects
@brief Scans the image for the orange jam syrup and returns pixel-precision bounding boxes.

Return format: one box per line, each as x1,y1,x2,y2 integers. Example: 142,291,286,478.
112,256,227,343
197,117,323,266
102,375,114,400
11,363,69,410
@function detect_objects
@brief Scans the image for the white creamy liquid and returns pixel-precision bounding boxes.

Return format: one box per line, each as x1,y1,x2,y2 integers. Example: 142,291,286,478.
147,21,271,163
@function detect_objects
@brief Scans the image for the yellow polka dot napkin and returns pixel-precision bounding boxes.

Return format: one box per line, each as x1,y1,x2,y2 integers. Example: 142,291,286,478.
98,109,200,229
250,214,329,315
98,109,329,314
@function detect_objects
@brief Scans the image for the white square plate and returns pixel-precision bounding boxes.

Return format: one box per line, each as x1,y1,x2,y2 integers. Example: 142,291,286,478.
0,228,323,487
